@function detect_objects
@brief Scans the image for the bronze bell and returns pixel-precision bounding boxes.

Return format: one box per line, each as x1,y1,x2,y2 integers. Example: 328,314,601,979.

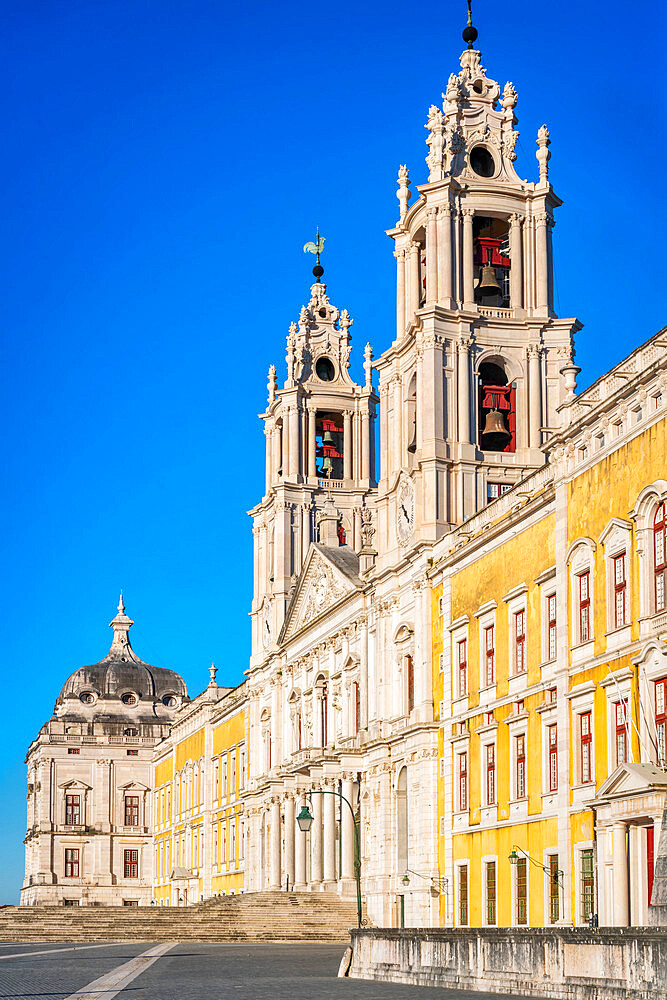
321,455,333,475
322,427,334,445
477,263,502,297
407,420,417,454
482,408,511,439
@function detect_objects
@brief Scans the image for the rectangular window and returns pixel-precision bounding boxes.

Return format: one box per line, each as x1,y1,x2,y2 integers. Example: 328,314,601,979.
514,610,526,674
484,625,495,686
222,824,227,865
407,656,415,714
580,849,595,923
516,856,527,925
68,748,80,755
458,751,468,811
231,820,236,862
487,482,511,503
65,794,80,826
64,848,79,878
548,724,558,791
457,640,468,697
458,865,469,926
579,572,591,642
615,702,627,766
580,711,592,783
124,849,139,878
515,734,526,799
548,854,560,924
240,819,245,860
230,755,236,795
485,860,497,926
656,679,666,766
127,749,138,756
613,554,626,628
124,795,139,827
354,682,361,735
222,760,228,797
240,750,246,789
486,744,495,805
547,594,557,660
214,759,219,801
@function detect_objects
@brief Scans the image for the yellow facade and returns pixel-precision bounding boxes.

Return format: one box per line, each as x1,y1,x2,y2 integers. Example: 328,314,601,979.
432,336,667,928
152,684,246,905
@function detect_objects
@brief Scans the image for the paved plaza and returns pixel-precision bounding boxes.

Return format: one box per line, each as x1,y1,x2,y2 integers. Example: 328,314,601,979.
0,941,545,999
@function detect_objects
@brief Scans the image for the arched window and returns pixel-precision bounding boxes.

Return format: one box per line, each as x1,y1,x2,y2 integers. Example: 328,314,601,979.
353,682,361,736
479,361,515,453
655,503,666,612
406,655,415,714
406,372,417,456
396,767,408,872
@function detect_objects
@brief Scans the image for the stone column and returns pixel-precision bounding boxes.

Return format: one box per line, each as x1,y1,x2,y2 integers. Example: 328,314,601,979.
510,213,523,310
323,785,336,886
612,822,629,926
265,425,272,493
361,411,370,482
395,249,406,338
425,208,437,305
307,407,317,479
528,346,542,449
281,417,289,480
284,795,295,888
310,790,323,885
294,793,307,889
535,213,549,314
437,205,453,304
301,503,311,556
407,242,420,321
343,410,352,482
457,338,471,444
288,405,299,478
462,209,474,309
269,798,281,889
361,620,369,728
341,776,355,883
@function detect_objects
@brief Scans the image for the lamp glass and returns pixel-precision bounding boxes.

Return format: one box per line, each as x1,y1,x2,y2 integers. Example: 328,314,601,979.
297,805,313,832
508,849,519,865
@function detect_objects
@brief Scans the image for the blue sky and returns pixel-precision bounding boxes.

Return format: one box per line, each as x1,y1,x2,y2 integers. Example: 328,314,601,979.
1,0,664,901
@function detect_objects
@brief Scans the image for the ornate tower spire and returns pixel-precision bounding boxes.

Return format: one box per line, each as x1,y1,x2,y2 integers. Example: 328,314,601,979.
462,0,478,49
108,592,135,657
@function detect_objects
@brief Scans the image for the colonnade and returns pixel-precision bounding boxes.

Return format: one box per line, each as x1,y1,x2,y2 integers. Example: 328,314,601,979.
250,776,358,893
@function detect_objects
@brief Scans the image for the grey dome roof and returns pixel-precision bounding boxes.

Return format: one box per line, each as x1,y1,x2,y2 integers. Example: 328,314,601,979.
56,596,187,706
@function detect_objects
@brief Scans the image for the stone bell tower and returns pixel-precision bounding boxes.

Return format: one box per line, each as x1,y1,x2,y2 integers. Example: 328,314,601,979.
374,9,581,565
248,249,378,668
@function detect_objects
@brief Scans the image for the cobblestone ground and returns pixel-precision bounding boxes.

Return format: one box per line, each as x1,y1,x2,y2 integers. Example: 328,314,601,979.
0,941,545,999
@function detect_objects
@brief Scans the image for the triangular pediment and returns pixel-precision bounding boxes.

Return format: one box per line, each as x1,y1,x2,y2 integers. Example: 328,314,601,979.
595,762,667,802
118,780,150,792
58,778,93,791
280,543,363,644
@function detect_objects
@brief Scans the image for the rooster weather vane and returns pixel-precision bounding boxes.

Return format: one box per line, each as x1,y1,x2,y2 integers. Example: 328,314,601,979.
304,226,325,282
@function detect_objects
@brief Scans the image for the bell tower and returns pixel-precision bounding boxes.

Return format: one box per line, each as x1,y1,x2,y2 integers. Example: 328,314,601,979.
249,246,378,668
374,5,581,565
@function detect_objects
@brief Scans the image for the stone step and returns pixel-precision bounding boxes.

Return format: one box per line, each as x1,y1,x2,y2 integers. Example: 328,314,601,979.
0,891,357,942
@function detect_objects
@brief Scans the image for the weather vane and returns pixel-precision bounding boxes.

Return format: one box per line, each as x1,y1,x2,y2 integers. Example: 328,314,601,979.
303,225,325,282
463,0,478,49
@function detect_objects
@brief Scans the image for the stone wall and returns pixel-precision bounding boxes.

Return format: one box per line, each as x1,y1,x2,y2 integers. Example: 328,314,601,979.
346,927,667,1000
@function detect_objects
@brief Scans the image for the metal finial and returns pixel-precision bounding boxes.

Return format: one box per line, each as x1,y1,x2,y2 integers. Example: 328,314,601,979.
462,0,478,48
118,589,124,613
303,226,326,283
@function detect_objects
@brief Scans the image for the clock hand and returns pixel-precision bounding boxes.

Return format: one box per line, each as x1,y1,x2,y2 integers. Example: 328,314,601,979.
401,503,409,519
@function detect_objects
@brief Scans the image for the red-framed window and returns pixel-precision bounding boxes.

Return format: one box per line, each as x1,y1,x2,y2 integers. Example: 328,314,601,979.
656,679,667,766
514,611,526,674
579,572,591,642
406,657,414,714
458,751,468,811
354,682,361,735
457,640,468,697
548,724,558,791
515,734,526,798
127,749,138,756
124,849,139,879
65,794,80,826
655,503,666,612
487,482,511,503
68,748,80,755
124,795,139,827
615,702,627,766
547,595,557,660
484,625,495,686
486,744,495,805
580,711,592,783
613,554,627,629
64,848,79,878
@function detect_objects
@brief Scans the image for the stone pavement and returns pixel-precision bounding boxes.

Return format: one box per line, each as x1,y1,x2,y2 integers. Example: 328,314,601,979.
0,941,547,999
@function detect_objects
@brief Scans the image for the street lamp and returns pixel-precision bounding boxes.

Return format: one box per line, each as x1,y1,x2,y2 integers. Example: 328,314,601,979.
296,790,363,928
508,846,563,888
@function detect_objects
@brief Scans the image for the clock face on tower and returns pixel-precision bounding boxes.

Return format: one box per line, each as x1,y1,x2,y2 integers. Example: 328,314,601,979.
396,479,416,545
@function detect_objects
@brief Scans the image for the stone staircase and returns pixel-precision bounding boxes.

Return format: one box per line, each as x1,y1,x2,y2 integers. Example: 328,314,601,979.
0,892,357,943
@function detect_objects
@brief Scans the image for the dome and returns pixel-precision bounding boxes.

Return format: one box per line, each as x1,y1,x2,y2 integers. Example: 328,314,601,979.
55,595,188,715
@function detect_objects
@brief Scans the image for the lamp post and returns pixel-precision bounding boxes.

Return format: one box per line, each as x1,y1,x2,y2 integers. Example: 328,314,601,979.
296,789,363,928
508,846,564,888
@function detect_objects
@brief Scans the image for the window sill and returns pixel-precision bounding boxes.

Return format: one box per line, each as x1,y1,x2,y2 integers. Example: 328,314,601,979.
604,624,632,651
508,673,528,696
571,639,595,666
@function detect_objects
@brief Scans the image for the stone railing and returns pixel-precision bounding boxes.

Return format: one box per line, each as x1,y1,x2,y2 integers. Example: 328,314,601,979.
346,927,667,1000
446,463,554,551
477,305,515,320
